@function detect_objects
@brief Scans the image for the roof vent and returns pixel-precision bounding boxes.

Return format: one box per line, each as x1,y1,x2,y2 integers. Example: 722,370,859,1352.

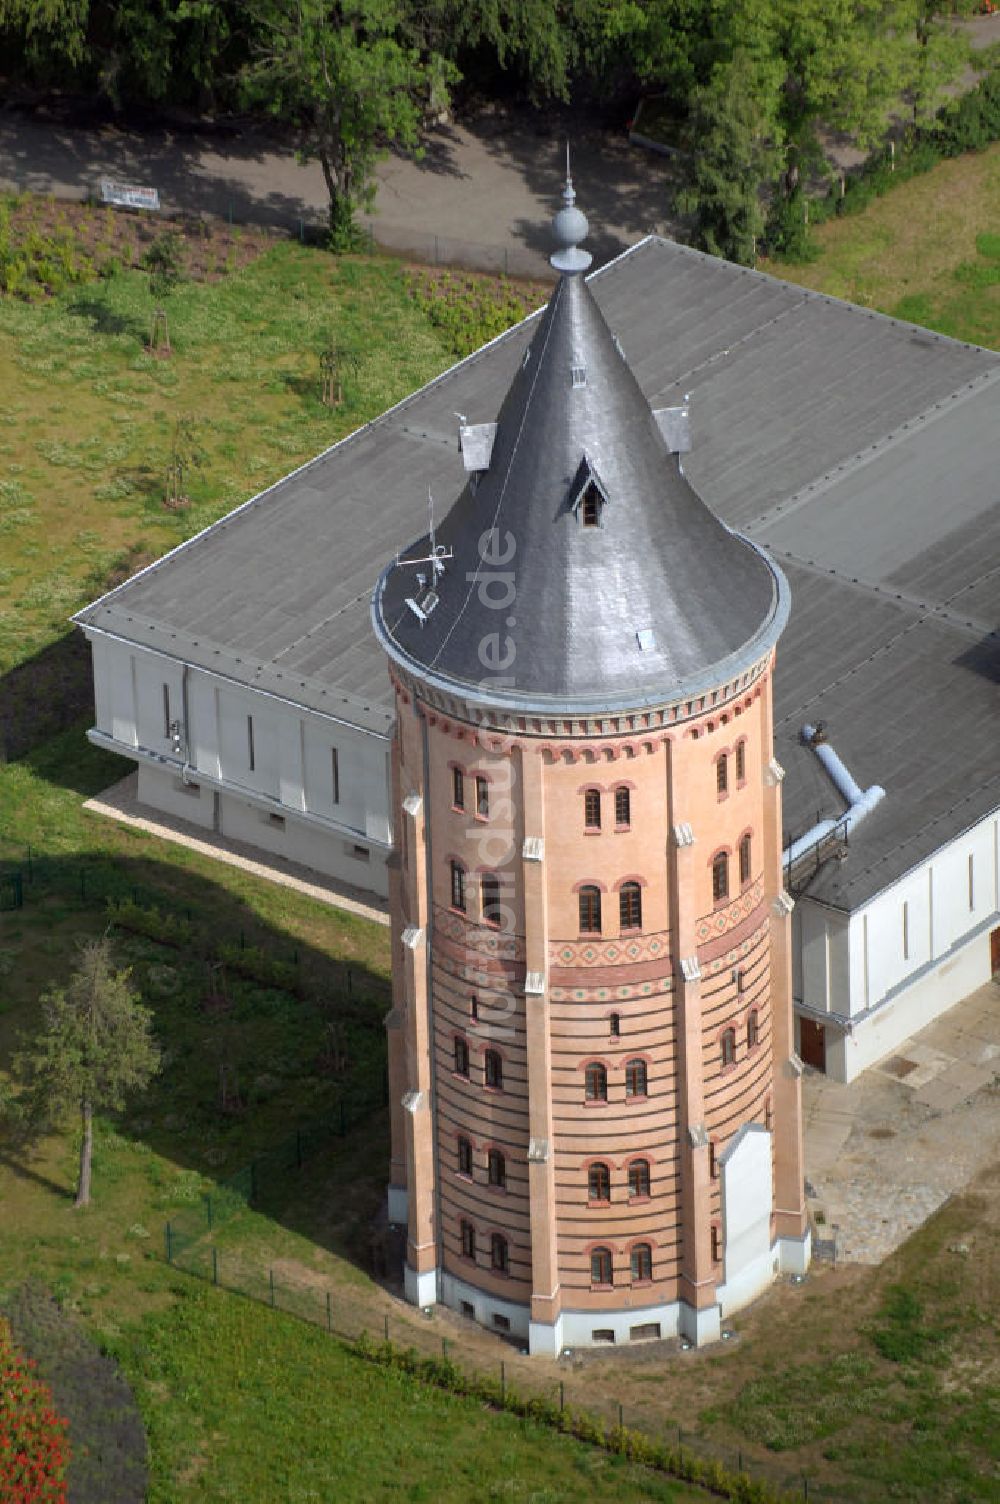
459,421,497,473
636,627,655,652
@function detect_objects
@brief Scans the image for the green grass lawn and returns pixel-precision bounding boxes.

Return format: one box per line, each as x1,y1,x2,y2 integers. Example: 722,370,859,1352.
761,142,1000,349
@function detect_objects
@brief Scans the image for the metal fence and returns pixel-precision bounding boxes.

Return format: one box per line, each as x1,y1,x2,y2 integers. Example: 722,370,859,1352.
162,1170,849,1504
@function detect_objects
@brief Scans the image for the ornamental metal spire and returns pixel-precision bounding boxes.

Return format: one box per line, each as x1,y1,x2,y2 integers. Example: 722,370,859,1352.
550,143,592,275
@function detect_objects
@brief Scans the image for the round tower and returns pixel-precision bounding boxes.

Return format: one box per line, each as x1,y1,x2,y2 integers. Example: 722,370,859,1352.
372,173,810,1353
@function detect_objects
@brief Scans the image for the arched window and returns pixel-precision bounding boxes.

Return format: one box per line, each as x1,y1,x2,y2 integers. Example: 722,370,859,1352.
588,1162,611,1201
712,852,729,904
452,768,464,809
490,1233,509,1273
619,881,642,930
579,885,602,934
716,754,728,797
720,1029,736,1068
461,1220,476,1259
584,788,601,829
481,873,501,927
609,1011,621,1038
484,1049,503,1090
475,775,490,819
454,1037,470,1077
739,832,752,887
628,1160,651,1199
630,1243,652,1282
590,1247,613,1286
584,1062,608,1102
747,1009,759,1050
614,786,631,827
457,1136,472,1176
625,1058,648,1098
450,860,467,912
487,1149,506,1189
735,740,746,784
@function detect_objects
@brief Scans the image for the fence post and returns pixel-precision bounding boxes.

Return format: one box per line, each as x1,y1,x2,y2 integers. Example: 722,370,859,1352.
269,1268,275,1308
442,1337,448,1358
500,1361,505,1405
803,1478,809,1501
326,1291,332,1332
165,1222,173,1263
384,1314,389,1344
618,1402,623,1431
212,1247,219,1286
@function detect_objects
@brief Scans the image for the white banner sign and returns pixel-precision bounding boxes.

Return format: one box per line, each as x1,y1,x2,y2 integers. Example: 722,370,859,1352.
100,179,160,211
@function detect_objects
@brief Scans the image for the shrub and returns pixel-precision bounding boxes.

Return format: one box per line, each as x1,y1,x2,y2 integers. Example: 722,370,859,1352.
106,898,194,950
0,1315,70,1503
215,941,304,997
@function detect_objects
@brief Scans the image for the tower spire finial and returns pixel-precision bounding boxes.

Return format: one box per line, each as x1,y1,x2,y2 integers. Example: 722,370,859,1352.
551,145,591,275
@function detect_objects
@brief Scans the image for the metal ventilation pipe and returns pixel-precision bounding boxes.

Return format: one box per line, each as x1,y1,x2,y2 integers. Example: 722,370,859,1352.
783,723,885,868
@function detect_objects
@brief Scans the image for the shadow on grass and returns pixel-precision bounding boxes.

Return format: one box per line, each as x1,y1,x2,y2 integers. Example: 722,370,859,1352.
0,828,394,1290
66,291,148,343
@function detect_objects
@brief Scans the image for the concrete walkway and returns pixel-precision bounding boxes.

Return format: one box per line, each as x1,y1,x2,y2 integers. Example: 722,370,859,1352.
84,771,389,927
802,978,1000,1264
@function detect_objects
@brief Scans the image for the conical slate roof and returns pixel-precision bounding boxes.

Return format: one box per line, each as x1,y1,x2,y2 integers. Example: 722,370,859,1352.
373,205,787,715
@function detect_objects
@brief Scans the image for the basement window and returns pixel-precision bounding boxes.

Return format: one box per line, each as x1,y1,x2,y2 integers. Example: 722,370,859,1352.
267,813,286,830
352,844,370,863
492,1313,511,1332
592,1328,616,1344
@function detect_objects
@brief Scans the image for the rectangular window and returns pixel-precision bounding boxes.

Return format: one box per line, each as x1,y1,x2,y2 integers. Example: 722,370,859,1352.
492,1313,511,1331
452,768,464,809
451,862,466,912
247,714,255,771
614,787,631,827
162,683,171,739
267,813,285,830
481,873,501,927
460,1300,474,1318
484,1050,503,1090
460,1220,475,1259
584,789,601,829
476,776,489,819
968,853,975,911
735,741,746,783
902,900,910,961
331,748,340,804
352,844,370,862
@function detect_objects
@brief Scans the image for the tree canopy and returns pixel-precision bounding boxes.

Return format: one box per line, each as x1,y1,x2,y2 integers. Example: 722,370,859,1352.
3,936,160,1207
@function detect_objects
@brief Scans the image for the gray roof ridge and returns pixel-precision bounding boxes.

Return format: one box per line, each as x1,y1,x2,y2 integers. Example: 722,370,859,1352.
638,233,1000,360
766,547,998,643
748,364,1000,537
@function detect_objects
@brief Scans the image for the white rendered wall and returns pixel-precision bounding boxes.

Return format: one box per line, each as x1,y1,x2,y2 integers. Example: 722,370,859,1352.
87,634,392,899
796,808,999,1081
718,1126,773,1317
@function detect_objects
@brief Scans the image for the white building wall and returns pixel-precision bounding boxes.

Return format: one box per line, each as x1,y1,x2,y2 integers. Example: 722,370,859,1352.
798,808,1000,1082
86,632,392,899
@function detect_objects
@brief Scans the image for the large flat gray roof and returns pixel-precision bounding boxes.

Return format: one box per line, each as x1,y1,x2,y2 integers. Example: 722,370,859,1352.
76,236,1000,910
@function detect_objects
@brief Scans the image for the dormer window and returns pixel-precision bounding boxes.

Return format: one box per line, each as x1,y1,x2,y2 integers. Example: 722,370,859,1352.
571,364,587,388
569,454,612,528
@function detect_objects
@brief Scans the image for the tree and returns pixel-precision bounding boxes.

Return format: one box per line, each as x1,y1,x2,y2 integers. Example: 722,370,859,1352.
677,47,783,266
244,0,455,246
143,230,184,352
4,937,160,1208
